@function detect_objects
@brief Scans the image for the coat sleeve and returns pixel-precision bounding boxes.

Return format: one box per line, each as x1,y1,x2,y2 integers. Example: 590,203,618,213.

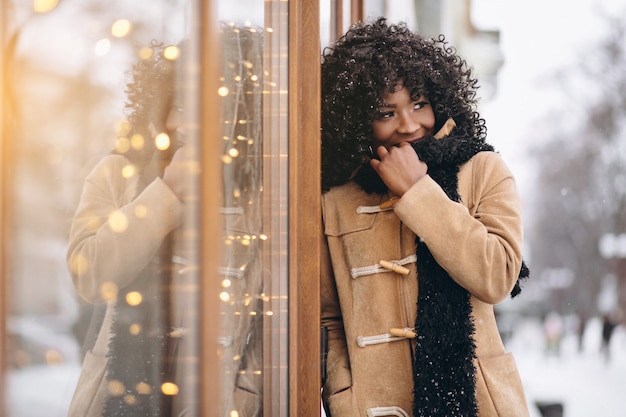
320,202,352,404
66,155,184,304
394,152,523,304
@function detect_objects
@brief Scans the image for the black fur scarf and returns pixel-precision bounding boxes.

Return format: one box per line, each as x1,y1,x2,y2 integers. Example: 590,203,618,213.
354,132,529,417
102,151,179,417
102,244,177,417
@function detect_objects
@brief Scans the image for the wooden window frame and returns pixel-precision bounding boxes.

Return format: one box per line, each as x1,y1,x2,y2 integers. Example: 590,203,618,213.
288,0,322,416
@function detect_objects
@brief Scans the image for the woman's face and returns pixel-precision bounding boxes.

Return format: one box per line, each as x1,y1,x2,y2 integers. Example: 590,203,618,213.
371,84,435,150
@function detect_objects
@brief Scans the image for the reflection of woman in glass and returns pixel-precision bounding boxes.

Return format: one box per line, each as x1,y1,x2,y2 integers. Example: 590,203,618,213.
66,41,189,417
320,18,529,417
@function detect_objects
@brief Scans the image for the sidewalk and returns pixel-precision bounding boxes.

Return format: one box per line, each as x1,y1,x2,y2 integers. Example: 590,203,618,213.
510,317,626,417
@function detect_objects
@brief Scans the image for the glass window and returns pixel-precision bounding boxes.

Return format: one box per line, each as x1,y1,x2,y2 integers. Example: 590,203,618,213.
1,0,291,416
1,2,197,415
216,2,289,416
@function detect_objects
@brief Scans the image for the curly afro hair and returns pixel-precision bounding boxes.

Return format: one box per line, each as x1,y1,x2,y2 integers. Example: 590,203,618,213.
321,17,487,191
120,40,182,167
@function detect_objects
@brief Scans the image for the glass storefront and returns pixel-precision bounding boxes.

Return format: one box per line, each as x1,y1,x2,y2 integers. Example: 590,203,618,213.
1,1,299,415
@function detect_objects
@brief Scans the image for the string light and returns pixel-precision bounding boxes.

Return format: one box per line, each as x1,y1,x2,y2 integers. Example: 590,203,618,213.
111,19,131,38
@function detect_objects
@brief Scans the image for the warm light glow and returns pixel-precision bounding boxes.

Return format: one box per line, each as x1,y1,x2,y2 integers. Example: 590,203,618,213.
230,410,240,417
108,380,125,396
136,382,152,395
131,133,145,150
139,47,153,60
129,323,142,335
118,120,131,136
163,45,180,60
45,350,64,365
124,395,137,405
134,204,148,218
222,279,232,288
228,148,240,158
100,281,119,301
111,19,131,37
161,382,179,396
155,133,171,150
115,137,130,153
126,291,143,306
33,0,58,13
95,38,111,56
218,86,229,96
222,155,233,164
69,252,89,276
121,164,136,178
220,292,230,302
108,210,128,233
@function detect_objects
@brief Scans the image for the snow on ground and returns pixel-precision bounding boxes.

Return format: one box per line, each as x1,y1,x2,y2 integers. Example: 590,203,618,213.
510,317,626,417
6,318,626,416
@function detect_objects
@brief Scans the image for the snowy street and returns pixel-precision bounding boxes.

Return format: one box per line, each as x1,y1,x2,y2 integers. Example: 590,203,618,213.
510,317,626,417
9,318,625,417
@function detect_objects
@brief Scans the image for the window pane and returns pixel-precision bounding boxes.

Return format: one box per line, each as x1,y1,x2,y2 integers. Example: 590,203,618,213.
216,2,289,416
1,0,291,416
1,1,198,415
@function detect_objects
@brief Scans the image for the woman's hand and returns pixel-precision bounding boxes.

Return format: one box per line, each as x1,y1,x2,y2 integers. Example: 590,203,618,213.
370,142,427,197
163,147,193,203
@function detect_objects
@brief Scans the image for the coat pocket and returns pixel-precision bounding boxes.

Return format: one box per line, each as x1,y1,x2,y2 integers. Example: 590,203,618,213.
325,385,359,417
67,350,109,417
475,352,530,417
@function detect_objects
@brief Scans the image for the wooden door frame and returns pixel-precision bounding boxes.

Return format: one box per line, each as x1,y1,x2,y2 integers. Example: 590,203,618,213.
331,0,364,41
288,0,321,416
199,0,222,416
0,5,7,412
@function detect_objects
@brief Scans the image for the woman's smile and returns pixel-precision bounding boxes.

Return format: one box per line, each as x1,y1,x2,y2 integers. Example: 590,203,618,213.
371,84,435,150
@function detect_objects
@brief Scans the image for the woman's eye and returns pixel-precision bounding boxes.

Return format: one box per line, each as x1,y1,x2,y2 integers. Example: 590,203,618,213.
414,101,429,110
377,111,395,119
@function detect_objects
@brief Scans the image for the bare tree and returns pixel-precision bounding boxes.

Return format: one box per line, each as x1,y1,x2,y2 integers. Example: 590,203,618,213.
529,12,626,318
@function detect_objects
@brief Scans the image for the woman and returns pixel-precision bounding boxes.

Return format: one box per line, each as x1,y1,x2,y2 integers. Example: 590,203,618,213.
320,18,530,417
66,41,189,417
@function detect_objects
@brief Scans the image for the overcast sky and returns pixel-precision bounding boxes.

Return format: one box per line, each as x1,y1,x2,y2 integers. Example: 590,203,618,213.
475,0,626,197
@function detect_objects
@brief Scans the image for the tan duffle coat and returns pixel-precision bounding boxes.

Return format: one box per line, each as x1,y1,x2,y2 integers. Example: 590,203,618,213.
321,151,530,417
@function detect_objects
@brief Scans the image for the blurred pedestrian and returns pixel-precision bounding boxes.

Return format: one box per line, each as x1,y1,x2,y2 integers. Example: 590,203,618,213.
600,309,621,363
543,311,563,357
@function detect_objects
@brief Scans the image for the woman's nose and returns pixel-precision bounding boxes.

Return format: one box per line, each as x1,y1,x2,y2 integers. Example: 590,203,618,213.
397,112,419,134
